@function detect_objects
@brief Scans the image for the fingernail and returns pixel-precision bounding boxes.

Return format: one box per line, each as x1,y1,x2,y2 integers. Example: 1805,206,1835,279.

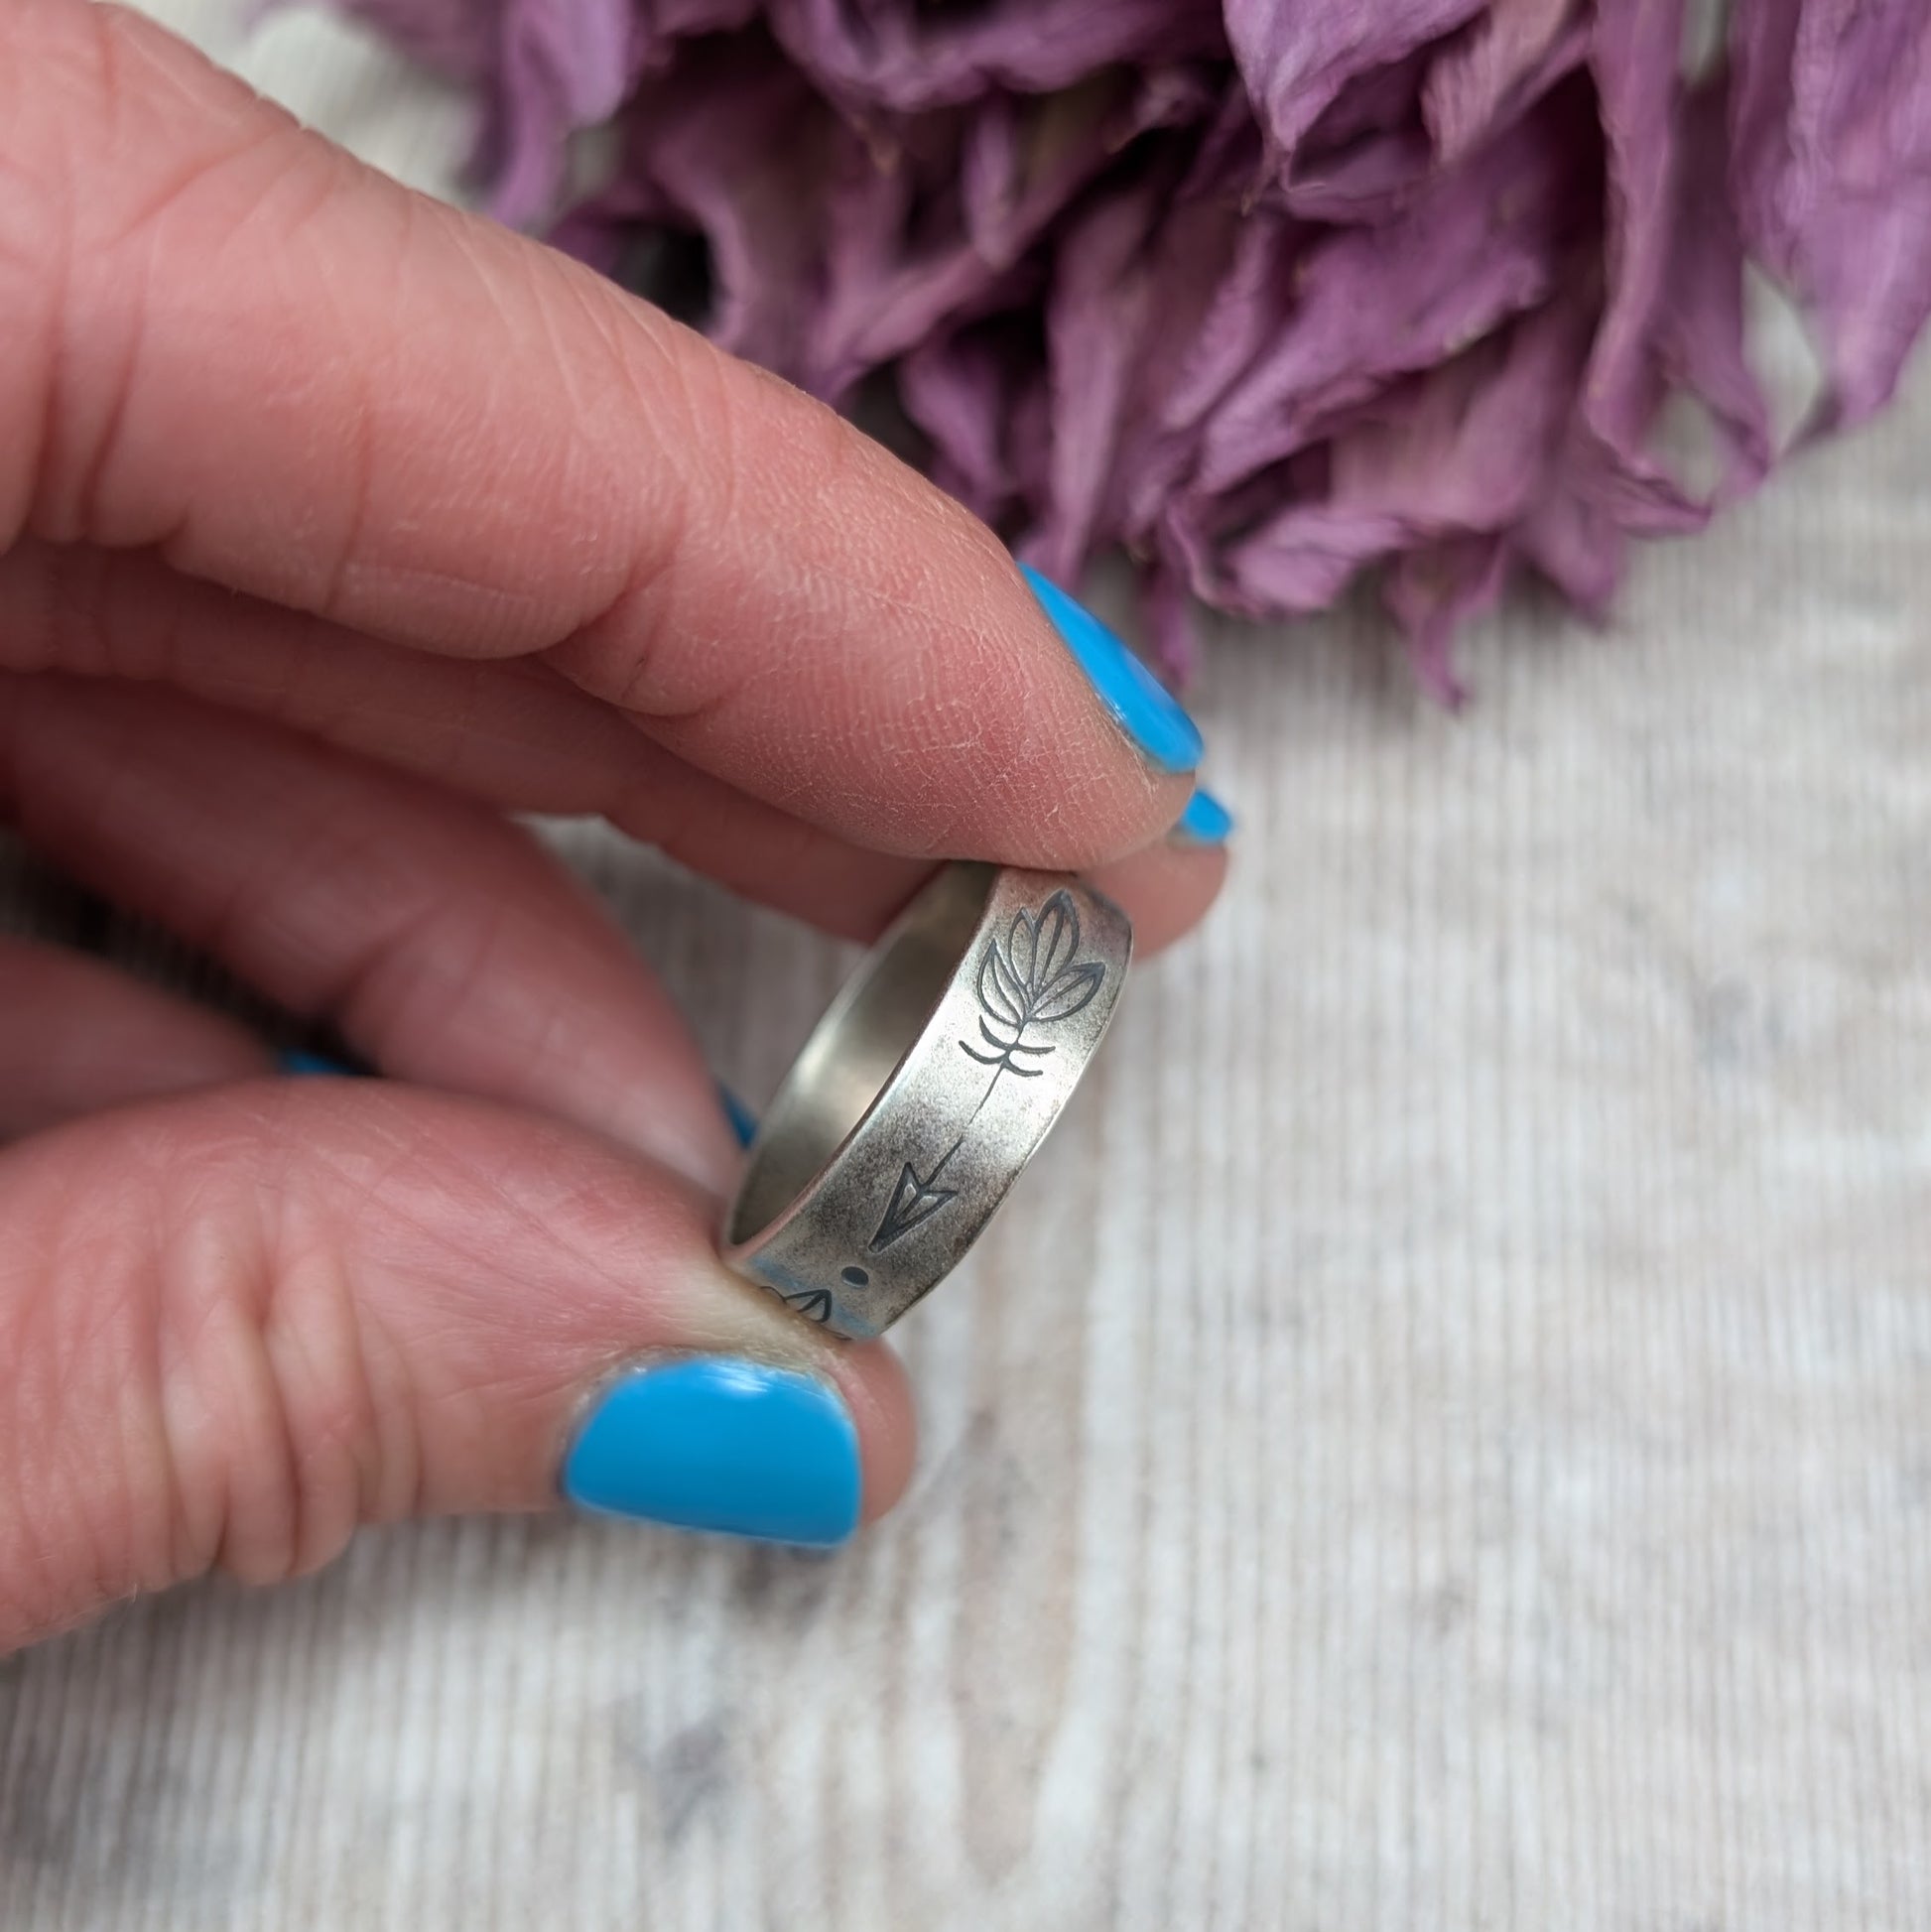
717,1081,758,1149
563,1358,860,1547
278,1048,364,1077
1020,563,1203,774
1171,787,1234,846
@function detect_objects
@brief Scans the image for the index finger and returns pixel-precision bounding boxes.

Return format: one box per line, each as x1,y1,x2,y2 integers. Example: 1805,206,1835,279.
2,0,1206,868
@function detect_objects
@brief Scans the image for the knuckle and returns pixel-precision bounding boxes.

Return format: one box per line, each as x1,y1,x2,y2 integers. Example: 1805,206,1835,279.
0,1108,399,1648
540,313,713,712
549,340,867,719
149,1108,394,1591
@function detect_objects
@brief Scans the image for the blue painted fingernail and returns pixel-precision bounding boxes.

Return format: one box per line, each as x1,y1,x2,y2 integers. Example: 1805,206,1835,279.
563,1358,860,1547
1172,787,1234,846
1020,563,1203,774
278,1048,362,1077
717,1082,758,1149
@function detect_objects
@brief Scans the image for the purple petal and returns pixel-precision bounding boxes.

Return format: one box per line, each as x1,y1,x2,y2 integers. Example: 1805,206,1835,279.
1423,0,1582,162
1196,291,1596,613
1384,536,1507,703
1189,91,1598,502
898,323,1037,524
1730,0,1931,430
598,45,832,375
769,0,1225,114
1655,76,1775,501
337,0,1931,688
1514,485,1625,611
1574,0,1695,518
1224,0,1486,164
1038,173,1167,580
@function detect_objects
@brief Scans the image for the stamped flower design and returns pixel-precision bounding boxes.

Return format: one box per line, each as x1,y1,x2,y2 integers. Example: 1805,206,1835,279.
962,888,1107,1088
869,889,1108,1256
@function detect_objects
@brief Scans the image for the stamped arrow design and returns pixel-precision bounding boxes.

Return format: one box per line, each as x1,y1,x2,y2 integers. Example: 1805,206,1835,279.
778,1286,835,1324
866,889,1108,1259
870,1157,959,1252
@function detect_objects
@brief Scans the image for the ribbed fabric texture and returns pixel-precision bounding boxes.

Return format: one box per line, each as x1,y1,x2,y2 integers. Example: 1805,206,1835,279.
3,4,1929,1925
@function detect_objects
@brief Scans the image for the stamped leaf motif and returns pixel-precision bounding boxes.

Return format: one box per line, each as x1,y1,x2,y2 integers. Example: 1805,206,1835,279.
862,890,1109,1267
962,888,1106,1086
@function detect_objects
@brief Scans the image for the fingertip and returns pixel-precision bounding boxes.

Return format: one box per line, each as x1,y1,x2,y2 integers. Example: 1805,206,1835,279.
550,1223,919,1544
828,1338,919,1526
554,1337,914,1547
561,1357,863,1546
1086,831,1230,960
1171,786,1234,848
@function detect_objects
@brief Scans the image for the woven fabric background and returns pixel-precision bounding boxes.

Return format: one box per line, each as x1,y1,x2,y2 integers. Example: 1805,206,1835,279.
3,6,1930,1926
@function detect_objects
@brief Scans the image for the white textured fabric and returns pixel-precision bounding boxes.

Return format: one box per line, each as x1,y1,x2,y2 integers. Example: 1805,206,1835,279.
3,5,1930,1926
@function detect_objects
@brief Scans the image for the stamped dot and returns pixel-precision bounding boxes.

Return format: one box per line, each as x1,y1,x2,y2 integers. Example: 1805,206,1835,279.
840,1266,870,1289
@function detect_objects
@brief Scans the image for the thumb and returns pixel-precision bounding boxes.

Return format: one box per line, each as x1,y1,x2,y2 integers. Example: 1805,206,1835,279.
0,1079,914,1653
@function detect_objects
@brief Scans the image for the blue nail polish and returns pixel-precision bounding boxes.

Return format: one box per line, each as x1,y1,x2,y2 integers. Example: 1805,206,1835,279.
1172,787,1234,846
717,1082,758,1149
278,1048,362,1077
1020,563,1203,774
563,1358,860,1547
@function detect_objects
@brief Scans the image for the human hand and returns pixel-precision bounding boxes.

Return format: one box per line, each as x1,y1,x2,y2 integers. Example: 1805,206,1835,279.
0,0,1227,1653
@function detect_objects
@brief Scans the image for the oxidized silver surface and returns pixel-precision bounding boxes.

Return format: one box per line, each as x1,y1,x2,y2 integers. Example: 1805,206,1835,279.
723,862,1133,1339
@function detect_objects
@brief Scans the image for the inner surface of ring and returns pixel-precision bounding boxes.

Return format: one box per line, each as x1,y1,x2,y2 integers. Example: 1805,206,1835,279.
727,863,997,1244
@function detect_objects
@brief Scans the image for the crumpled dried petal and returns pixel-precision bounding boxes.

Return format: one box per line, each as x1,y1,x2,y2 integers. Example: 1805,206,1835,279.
1224,0,1487,164
770,0,1226,114
334,0,1931,688
1730,0,1931,433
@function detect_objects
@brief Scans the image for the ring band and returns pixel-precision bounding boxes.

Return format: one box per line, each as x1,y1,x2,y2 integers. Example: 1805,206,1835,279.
723,862,1133,1339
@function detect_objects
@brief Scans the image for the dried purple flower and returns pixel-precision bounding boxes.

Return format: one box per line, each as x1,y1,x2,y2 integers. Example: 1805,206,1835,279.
335,0,1931,685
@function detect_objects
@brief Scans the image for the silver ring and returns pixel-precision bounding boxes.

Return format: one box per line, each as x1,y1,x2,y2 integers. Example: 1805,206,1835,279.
723,862,1132,1339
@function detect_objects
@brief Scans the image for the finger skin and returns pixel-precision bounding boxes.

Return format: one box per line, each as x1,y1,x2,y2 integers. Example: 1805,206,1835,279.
1088,836,1231,959
0,545,938,939
0,675,743,1198
0,936,273,1135
0,543,1227,951
0,0,1195,870
0,1083,916,1654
